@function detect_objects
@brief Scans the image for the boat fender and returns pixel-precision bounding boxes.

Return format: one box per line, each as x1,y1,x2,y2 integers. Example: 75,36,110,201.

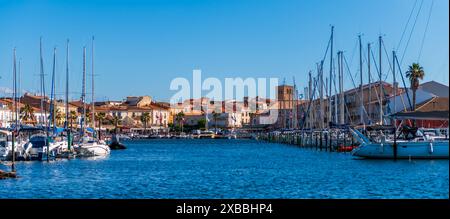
429,142,433,154
379,143,384,153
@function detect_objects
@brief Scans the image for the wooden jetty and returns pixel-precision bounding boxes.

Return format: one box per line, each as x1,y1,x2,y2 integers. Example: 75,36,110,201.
258,129,359,153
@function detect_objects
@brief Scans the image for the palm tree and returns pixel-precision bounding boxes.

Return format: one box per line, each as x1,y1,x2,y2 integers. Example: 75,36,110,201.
406,63,425,112
110,115,121,134
54,108,63,127
69,110,78,130
212,111,220,131
20,104,35,124
95,112,106,139
140,112,151,134
175,112,185,133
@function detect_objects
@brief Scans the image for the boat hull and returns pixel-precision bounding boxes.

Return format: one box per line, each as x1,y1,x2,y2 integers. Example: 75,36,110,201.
351,141,449,159
76,143,110,157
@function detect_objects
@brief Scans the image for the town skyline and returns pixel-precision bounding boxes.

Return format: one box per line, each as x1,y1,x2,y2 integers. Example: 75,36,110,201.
0,0,448,102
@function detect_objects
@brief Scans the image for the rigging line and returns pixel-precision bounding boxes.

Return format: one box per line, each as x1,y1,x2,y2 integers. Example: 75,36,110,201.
342,53,370,119
300,30,333,131
397,0,419,51
300,76,318,132
369,49,390,124
400,0,425,65
369,48,408,113
348,38,359,69
363,48,384,110
395,55,413,110
321,37,332,67
418,0,434,61
382,40,394,82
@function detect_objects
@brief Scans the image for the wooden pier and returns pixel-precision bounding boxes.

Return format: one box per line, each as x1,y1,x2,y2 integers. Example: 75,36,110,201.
258,129,359,153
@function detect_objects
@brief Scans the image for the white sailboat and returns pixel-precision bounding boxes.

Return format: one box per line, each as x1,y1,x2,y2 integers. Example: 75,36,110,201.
350,111,449,159
76,37,110,157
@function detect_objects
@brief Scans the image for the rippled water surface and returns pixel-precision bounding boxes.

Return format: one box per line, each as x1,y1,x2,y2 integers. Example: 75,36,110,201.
1,139,448,198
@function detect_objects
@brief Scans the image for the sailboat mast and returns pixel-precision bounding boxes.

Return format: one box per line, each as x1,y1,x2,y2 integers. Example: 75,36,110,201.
18,59,21,110
367,43,371,124
328,26,334,128
338,51,345,125
379,36,383,125
39,37,47,128
81,46,87,136
358,35,364,125
91,36,95,130
65,39,71,151
12,48,17,171
393,51,397,125
308,71,312,129
50,47,56,130
319,61,324,130
333,56,337,124
292,77,297,129
65,40,69,129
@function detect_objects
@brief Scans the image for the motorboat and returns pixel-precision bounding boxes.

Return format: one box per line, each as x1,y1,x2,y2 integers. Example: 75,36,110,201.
214,129,237,139
192,130,215,139
108,134,127,150
0,130,27,161
75,136,110,157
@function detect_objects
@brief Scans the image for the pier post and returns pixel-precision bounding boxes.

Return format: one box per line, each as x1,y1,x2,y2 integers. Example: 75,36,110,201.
343,131,346,150
315,133,318,150
351,133,354,148
300,132,303,147
329,131,332,152
319,132,323,151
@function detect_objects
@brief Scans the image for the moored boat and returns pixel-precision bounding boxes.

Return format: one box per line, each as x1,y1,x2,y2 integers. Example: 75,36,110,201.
350,127,449,159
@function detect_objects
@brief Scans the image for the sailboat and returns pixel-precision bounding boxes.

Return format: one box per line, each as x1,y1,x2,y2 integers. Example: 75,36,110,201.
350,111,449,159
75,37,110,157
22,45,61,161
1,48,27,162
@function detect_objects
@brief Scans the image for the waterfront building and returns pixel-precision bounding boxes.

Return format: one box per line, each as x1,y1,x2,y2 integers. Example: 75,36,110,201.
93,96,170,132
301,81,402,128
387,81,449,128
298,80,449,129
276,85,294,129
0,100,13,128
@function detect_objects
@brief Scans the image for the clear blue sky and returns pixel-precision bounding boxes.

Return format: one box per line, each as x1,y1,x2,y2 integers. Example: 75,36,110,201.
0,0,448,102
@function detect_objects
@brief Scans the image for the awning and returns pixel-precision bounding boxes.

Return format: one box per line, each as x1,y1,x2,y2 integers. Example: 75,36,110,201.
389,111,449,121
53,127,65,134
86,127,95,133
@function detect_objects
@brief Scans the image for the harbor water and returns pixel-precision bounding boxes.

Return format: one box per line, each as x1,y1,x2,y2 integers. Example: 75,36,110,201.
1,139,448,198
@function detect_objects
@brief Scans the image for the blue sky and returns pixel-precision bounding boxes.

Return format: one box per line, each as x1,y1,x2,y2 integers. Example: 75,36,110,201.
0,0,448,102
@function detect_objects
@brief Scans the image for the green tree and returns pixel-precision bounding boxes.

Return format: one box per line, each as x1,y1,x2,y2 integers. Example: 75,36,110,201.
140,112,151,133
212,111,220,131
69,110,78,130
20,104,35,124
110,115,122,134
175,112,185,133
54,108,63,126
197,118,206,130
95,112,106,139
405,63,425,112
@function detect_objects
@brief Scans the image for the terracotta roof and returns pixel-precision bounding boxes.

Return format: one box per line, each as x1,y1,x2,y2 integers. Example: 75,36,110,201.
415,97,449,112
